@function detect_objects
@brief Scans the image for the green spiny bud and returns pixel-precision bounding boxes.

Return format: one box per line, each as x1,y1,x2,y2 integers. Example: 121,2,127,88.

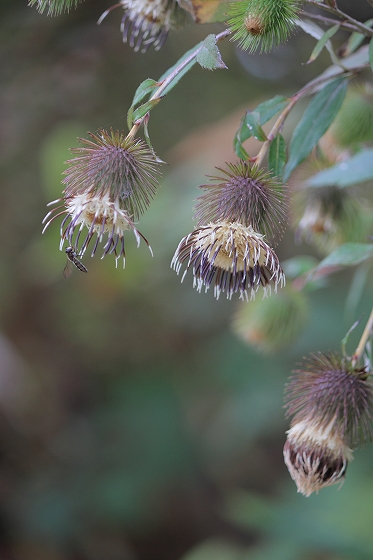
227,0,300,53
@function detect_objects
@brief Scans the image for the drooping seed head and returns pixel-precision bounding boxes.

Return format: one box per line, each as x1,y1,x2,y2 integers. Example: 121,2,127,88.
171,221,285,300
283,352,373,496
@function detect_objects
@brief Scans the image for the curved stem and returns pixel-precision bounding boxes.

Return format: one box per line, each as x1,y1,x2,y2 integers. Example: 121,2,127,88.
127,29,232,140
304,0,373,36
351,307,373,367
254,68,354,168
300,11,363,34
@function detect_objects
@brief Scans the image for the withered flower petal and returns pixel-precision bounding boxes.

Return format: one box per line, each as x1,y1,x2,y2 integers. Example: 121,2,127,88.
171,221,285,300
42,191,152,268
283,352,373,496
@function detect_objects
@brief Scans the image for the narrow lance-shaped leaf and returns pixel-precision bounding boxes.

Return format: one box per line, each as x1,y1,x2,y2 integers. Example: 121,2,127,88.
283,77,347,181
296,19,340,66
268,134,287,180
196,34,227,70
342,19,373,57
306,148,373,188
307,24,340,64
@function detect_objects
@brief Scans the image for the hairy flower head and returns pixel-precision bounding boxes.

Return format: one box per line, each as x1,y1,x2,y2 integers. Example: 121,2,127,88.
228,0,300,53
283,352,373,496
171,221,285,300
195,161,287,244
99,0,189,53
43,191,152,268
63,129,161,220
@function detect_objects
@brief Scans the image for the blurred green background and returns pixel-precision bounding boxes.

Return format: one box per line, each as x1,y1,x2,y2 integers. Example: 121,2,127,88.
1,1,373,559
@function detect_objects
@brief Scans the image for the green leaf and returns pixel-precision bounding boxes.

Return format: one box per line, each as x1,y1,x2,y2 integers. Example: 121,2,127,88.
131,98,161,123
306,148,373,187
283,77,347,181
268,134,286,180
369,37,373,72
196,34,227,70
132,79,158,107
296,19,341,66
234,96,288,156
233,135,249,159
127,79,158,129
306,24,340,64
254,96,289,123
243,112,267,142
282,256,319,279
158,43,201,96
311,243,373,279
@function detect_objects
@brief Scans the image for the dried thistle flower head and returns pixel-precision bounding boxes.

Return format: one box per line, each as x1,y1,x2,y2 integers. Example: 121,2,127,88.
99,0,188,53
42,129,160,267
284,352,373,496
171,221,285,300
63,129,161,221
293,185,370,254
43,192,151,268
195,162,287,244
232,284,308,353
228,0,300,53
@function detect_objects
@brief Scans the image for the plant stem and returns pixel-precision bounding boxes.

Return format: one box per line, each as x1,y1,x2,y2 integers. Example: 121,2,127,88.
304,0,373,36
300,11,362,34
351,307,373,366
254,68,352,168
127,29,232,139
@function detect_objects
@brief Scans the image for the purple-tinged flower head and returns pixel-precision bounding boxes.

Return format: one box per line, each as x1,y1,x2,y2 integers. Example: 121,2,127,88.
42,129,161,267
171,221,285,300
284,352,373,496
63,129,161,220
195,162,288,245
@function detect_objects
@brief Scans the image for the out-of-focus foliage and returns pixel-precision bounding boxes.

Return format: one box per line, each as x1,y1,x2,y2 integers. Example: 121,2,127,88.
1,1,373,560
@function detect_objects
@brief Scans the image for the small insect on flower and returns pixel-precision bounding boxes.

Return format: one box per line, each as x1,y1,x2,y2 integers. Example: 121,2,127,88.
172,221,285,300
283,352,373,496
42,129,161,268
63,246,88,279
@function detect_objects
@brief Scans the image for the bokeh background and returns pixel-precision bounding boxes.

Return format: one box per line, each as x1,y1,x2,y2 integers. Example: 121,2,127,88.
1,1,373,559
